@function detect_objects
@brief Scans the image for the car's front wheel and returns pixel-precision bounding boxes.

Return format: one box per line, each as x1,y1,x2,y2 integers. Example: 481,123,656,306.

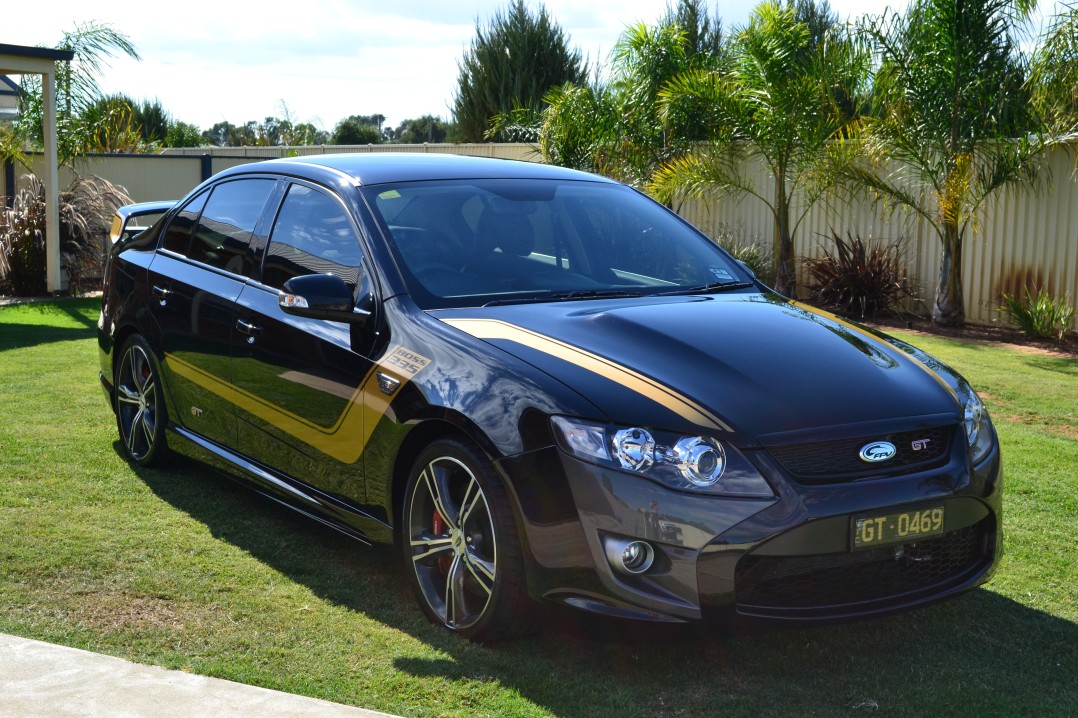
114,335,170,467
403,438,533,641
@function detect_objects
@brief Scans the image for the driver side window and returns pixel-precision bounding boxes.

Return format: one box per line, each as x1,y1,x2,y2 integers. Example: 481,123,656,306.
262,184,364,291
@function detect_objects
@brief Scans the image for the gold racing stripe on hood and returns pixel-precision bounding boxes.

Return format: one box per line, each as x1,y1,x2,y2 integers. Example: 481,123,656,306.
442,317,731,432
165,345,429,464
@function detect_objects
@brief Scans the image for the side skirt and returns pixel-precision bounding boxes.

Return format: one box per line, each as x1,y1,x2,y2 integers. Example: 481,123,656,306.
169,425,393,546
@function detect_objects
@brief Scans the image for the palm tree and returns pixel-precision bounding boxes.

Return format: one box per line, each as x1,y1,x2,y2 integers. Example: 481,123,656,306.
16,21,140,163
650,1,869,296
842,0,1048,326
493,0,726,192
1028,2,1078,138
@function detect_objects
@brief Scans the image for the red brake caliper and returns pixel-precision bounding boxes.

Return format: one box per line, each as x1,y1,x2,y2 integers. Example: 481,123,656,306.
433,510,452,575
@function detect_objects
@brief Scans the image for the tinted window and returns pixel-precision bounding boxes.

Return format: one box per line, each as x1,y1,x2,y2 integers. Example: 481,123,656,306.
161,191,208,255
364,179,749,309
262,184,363,290
186,179,275,273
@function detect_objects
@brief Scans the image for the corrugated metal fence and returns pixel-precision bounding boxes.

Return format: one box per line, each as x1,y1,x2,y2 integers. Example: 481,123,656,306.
676,147,1078,329
4,143,1075,328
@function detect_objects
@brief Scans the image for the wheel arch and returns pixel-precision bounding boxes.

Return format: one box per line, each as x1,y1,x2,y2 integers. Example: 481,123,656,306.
388,413,533,552
390,418,482,548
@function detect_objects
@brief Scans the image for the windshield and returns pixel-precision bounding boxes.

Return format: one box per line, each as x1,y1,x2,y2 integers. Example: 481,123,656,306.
362,178,752,309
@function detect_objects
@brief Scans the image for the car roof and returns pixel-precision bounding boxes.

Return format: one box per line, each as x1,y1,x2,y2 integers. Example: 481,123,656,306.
213,152,617,187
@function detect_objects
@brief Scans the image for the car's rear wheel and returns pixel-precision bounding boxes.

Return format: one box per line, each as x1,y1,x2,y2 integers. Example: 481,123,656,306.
114,335,170,467
403,438,533,641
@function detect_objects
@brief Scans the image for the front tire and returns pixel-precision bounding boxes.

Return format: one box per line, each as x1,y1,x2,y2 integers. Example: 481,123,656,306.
114,335,170,467
403,438,533,641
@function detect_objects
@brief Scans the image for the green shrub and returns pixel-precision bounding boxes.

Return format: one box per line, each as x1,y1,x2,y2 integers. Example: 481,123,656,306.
713,221,774,285
1000,288,1075,341
804,230,913,319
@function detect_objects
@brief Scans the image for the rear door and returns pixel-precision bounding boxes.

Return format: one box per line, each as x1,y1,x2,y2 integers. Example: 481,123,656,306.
147,178,278,446
231,181,377,505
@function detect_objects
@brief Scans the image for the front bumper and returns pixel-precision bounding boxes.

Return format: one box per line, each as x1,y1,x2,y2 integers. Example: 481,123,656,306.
501,429,1003,624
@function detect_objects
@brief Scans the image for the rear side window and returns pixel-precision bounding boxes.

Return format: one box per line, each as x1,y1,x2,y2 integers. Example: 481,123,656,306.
186,179,275,273
161,191,208,255
262,184,363,290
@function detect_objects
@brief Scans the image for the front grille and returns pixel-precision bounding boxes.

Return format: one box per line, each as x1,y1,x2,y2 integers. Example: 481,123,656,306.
766,426,953,484
735,518,993,617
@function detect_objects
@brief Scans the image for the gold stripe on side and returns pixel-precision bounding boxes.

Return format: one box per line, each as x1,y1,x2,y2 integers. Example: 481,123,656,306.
442,317,731,432
165,344,428,465
789,301,960,404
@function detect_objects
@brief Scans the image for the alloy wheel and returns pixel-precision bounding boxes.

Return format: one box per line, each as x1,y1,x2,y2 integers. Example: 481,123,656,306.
407,455,498,631
116,342,160,462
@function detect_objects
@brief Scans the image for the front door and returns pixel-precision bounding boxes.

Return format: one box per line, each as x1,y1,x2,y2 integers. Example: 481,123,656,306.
230,182,376,506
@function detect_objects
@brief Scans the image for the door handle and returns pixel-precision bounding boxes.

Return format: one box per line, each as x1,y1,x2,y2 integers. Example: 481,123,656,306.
151,285,171,305
235,319,263,337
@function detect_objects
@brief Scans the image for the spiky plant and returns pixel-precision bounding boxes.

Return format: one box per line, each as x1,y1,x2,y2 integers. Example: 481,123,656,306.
1000,288,1075,341
0,175,132,296
803,230,913,319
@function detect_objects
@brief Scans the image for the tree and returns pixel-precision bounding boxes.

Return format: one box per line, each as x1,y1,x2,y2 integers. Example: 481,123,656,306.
16,22,140,163
786,0,839,49
523,1,727,189
165,120,204,148
288,123,328,145
661,0,725,60
390,115,452,144
843,0,1047,326
203,121,237,147
331,116,383,144
650,1,869,296
129,99,169,145
453,0,586,142
1028,2,1078,136
341,114,386,134
80,94,143,152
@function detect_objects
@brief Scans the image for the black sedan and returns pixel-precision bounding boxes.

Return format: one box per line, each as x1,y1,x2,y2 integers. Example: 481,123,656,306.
98,153,1002,641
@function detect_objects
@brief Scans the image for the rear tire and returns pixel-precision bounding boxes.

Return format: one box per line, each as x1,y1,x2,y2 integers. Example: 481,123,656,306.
114,335,171,467
402,438,534,641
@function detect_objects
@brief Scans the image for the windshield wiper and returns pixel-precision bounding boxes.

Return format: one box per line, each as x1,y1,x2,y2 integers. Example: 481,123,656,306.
657,280,755,296
553,289,644,301
483,288,642,307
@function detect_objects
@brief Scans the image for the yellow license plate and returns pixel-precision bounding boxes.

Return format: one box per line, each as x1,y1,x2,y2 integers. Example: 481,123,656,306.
852,506,945,550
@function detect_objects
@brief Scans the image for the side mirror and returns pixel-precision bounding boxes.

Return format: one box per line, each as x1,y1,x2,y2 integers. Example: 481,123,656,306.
279,273,371,324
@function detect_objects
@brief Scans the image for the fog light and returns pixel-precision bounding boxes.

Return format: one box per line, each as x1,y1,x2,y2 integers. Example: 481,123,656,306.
604,536,655,575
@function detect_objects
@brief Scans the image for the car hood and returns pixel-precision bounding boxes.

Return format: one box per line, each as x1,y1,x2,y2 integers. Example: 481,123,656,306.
434,293,961,444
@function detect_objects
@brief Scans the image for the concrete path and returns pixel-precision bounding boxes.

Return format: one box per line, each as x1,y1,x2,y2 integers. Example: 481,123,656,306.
0,634,402,718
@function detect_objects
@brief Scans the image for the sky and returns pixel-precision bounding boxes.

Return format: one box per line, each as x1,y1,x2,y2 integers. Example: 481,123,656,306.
1,0,1063,134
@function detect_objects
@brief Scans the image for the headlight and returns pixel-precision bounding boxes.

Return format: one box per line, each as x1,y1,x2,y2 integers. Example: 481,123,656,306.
960,386,995,465
551,416,773,497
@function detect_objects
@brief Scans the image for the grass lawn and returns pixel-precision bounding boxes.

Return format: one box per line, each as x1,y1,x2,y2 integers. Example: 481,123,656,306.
1,297,1075,717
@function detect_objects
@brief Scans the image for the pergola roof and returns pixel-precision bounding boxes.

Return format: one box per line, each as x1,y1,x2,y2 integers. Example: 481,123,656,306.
0,43,75,65
1,43,74,294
